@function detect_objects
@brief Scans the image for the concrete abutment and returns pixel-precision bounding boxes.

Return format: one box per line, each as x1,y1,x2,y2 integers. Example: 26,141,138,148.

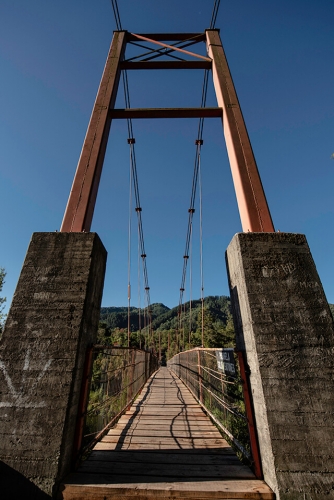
0,232,107,498
226,232,334,500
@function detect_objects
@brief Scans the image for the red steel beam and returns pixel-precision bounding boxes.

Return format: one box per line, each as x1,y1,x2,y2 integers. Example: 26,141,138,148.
206,30,274,232
121,61,211,70
60,31,127,232
109,107,222,119
127,33,206,42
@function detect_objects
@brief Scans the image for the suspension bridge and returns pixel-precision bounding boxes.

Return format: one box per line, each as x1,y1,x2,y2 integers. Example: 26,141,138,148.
1,1,334,499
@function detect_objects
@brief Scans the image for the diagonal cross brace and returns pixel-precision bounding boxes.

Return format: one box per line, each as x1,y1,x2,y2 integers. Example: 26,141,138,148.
130,33,211,62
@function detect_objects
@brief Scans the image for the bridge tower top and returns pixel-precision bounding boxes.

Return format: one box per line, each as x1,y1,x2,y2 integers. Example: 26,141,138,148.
60,29,274,234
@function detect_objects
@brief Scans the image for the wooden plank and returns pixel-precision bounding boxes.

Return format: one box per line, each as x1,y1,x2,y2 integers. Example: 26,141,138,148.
126,408,206,414
135,396,197,400
124,413,206,418
124,417,207,421
124,414,207,419
62,491,273,500
114,428,218,435
101,434,226,443
77,462,255,479
115,423,216,431
86,450,238,464
116,416,211,422
101,436,228,449
89,447,236,455
116,419,215,426
116,422,211,428
131,410,203,414
136,395,196,399
62,478,275,499
118,418,210,425
94,441,229,452
117,416,212,423
113,418,219,427
106,429,222,438
122,411,208,417
133,402,198,406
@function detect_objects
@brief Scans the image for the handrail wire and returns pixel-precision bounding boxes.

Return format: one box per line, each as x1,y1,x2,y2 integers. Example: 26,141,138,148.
168,347,251,462
80,346,158,460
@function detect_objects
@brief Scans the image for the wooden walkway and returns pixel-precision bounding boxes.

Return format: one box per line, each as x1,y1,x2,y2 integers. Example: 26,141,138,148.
61,367,274,499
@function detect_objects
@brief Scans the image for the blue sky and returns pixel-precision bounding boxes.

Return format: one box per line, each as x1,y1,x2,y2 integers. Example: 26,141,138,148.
1,0,334,311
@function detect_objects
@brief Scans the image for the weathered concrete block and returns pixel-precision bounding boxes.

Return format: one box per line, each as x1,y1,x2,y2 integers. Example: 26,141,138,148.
0,232,107,499
226,233,334,500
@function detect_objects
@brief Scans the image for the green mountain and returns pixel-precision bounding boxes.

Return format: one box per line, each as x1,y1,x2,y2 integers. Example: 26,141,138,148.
100,303,170,331
101,296,232,332
99,296,235,351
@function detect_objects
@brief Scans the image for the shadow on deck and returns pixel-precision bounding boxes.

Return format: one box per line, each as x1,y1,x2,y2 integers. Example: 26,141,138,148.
60,367,274,499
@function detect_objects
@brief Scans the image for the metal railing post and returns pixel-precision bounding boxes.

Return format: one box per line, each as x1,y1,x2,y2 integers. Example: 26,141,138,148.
237,351,263,479
72,345,94,467
197,349,203,403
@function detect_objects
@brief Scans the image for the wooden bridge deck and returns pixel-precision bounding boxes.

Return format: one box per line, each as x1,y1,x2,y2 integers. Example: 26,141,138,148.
61,367,274,499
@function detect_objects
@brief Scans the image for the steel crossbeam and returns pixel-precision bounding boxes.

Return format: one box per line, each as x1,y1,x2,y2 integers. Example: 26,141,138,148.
110,108,222,119
121,61,211,70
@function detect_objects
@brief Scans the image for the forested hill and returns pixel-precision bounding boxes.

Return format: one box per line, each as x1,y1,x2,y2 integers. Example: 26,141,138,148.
100,296,232,333
99,296,235,350
99,298,334,351
100,303,170,331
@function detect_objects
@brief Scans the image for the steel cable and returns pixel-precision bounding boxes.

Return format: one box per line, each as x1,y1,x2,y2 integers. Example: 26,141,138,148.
110,0,152,349
178,0,221,345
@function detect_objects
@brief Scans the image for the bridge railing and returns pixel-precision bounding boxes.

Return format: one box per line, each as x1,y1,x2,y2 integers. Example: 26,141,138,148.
74,346,158,462
168,348,256,469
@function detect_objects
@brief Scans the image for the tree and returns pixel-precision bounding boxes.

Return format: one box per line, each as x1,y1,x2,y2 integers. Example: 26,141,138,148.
0,267,6,335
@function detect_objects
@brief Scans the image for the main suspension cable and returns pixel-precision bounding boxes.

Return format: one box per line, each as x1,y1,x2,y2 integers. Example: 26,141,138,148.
210,0,221,29
137,221,142,348
199,150,205,347
178,140,202,328
127,143,133,347
111,0,122,30
178,0,221,349
111,0,152,349
189,219,193,347
123,89,151,319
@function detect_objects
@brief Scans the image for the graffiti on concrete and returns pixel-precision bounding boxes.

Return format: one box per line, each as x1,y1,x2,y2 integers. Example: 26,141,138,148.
0,347,52,408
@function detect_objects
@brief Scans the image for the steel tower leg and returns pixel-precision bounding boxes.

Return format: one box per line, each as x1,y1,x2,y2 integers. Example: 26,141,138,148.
61,31,127,233
206,30,274,233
